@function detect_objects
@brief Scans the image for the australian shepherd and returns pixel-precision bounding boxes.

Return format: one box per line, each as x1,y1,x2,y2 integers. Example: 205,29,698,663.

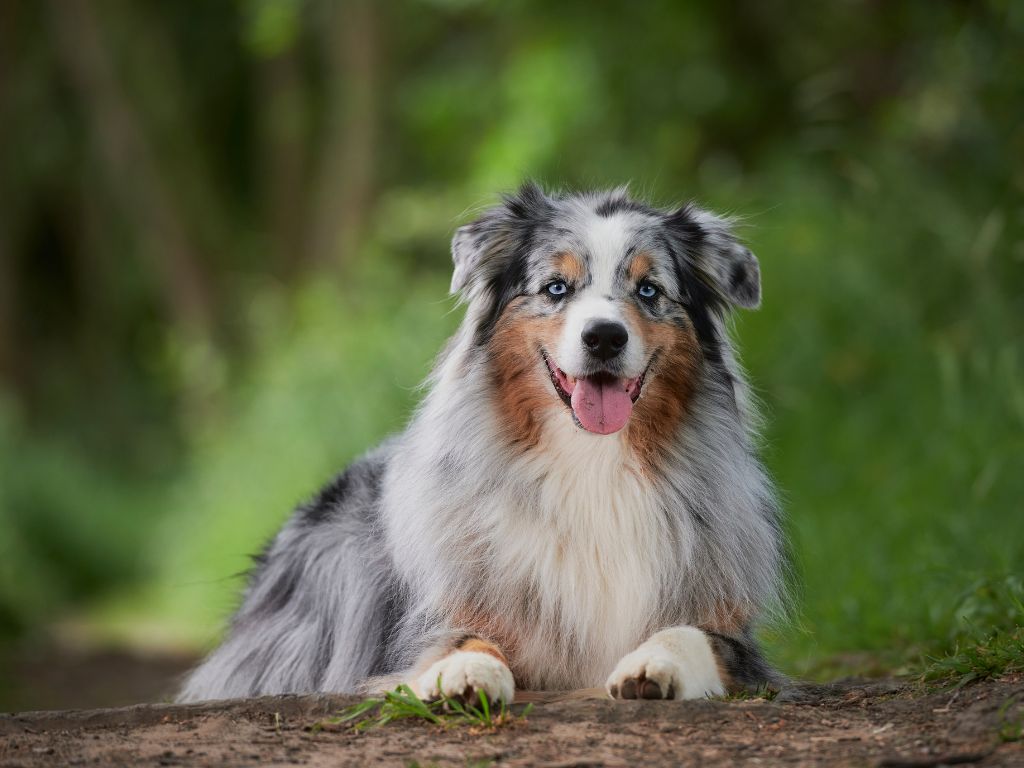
179,183,787,704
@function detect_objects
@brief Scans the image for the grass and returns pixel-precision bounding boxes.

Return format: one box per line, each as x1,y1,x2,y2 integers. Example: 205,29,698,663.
318,681,532,732
919,575,1024,687
997,695,1023,744
923,628,1024,686
718,684,779,702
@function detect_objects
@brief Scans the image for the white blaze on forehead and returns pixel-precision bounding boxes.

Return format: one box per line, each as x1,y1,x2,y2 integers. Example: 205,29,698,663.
580,212,634,294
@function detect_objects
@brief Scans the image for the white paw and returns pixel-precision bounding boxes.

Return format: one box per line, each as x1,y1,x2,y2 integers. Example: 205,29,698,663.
606,626,725,700
415,651,515,704
607,647,686,699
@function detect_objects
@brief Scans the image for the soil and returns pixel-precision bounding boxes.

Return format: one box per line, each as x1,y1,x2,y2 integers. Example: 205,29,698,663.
1,676,1022,767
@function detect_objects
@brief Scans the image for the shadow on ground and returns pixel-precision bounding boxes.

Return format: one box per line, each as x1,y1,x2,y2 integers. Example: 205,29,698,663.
0,647,196,712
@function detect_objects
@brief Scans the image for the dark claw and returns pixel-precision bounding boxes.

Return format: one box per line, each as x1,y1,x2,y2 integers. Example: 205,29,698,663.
613,676,675,701
439,686,479,710
639,679,663,699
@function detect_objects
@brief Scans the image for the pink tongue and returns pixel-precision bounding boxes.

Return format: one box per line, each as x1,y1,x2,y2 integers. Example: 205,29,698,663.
570,376,633,435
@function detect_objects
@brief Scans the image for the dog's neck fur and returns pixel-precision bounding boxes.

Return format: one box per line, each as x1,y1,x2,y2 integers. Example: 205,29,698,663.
381,320,780,688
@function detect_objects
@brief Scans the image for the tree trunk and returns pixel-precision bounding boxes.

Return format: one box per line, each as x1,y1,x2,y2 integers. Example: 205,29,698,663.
260,48,308,278
307,0,379,274
0,2,16,389
46,0,216,344
0,206,13,391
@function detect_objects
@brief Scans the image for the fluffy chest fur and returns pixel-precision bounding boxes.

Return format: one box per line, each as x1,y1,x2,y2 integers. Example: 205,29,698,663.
383,369,696,688
484,417,692,687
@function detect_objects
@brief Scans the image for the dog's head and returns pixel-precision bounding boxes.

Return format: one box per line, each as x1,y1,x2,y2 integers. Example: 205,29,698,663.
451,183,760,451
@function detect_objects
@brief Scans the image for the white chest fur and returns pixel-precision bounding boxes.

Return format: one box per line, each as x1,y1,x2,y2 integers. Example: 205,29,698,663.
384,388,697,688
466,415,690,687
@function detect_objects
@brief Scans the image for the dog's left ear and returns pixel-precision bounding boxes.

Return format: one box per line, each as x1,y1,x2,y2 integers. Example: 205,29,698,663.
450,181,553,295
665,204,761,309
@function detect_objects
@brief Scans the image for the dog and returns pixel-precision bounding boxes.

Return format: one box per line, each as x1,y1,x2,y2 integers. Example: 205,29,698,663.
179,183,787,704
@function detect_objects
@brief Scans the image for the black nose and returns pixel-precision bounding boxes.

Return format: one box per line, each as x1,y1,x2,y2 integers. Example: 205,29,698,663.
582,320,628,361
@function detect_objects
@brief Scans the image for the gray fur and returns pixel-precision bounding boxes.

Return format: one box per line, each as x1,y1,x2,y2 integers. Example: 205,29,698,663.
179,445,403,699
178,184,787,702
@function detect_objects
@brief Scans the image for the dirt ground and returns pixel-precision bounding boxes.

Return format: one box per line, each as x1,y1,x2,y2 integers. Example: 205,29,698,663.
1,676,1022,767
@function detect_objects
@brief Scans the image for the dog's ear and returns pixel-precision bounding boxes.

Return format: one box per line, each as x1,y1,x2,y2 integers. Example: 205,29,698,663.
450,181,553,295
664,204,761,309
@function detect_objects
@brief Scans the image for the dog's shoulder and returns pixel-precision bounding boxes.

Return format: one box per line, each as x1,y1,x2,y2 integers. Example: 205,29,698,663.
293,438,396,528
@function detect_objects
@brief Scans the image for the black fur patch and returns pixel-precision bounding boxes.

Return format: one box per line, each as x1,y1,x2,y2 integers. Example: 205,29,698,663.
728,252,760,307
476,233,533,345
473,183,556,345
656,219,727,370
504,181,553,220
261,558,303,615
682,280,726,368
303,472,350,525
300,453,385,526
663,203,708,254
705,629,782,691
729,261,747,293
594,195,650,218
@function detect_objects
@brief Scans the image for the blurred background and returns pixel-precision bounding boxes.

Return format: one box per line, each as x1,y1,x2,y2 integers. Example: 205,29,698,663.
0,0,1022,711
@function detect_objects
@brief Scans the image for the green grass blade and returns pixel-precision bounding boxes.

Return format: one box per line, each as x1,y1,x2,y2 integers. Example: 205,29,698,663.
335,698,382,723
478,689,491,726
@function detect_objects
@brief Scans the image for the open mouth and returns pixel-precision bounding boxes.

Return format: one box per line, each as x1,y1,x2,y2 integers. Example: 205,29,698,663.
542,350,649,435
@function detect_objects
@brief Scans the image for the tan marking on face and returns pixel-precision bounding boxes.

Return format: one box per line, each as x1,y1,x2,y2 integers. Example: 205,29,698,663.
624,304,701,472
553,250,587,284
488,299,565,449
627,251,654,282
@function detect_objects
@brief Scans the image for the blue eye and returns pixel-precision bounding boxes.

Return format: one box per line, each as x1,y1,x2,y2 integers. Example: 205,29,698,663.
637,282,659,299
546,280,569,297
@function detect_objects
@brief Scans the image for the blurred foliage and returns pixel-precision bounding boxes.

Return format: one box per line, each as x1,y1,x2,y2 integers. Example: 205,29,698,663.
0,0,1022,675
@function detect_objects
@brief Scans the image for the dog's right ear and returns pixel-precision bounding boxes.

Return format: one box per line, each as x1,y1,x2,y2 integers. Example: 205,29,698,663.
450,181,553,296
663,204,761,310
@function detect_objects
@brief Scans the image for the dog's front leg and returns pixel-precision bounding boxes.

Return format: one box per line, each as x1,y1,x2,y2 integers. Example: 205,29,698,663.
606,626,726,700
409,634,515,705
